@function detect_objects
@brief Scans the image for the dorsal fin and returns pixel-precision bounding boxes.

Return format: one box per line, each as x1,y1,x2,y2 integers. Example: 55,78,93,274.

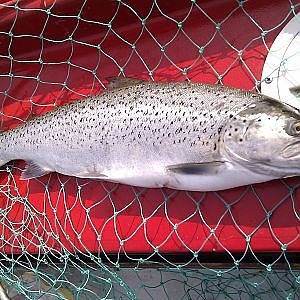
106,77,145,89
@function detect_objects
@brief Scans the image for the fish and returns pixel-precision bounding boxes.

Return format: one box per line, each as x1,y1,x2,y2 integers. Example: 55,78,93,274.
1,77,300,191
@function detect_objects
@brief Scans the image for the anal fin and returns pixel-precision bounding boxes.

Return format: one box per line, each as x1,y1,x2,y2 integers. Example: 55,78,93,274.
21,161,51,180
74,170,109,179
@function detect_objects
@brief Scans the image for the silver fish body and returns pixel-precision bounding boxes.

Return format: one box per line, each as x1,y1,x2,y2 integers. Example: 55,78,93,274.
1,78,300,191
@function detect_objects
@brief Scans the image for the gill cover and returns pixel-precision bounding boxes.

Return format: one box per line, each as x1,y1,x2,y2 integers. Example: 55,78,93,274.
220,98,300,176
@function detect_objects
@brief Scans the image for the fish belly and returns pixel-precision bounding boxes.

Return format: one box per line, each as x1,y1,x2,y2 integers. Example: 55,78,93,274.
167,169,276,191
82,164,276,191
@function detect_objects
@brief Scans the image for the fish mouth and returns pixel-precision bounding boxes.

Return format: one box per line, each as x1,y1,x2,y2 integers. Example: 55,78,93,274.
281,141,300,159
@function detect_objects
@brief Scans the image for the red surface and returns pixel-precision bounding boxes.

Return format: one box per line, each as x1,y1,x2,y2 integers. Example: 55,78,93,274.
0,0,299,255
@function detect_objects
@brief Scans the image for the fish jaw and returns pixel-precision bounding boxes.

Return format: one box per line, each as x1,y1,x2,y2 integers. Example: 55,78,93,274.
280,140,300,159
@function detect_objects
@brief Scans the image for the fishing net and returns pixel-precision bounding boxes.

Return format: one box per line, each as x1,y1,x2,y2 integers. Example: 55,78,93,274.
0,0,300,299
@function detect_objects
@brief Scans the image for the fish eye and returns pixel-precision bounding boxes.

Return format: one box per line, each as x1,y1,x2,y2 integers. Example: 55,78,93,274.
291,121,300,134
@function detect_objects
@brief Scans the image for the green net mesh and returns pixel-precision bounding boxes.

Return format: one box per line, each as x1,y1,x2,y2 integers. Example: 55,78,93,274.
0,0,300,299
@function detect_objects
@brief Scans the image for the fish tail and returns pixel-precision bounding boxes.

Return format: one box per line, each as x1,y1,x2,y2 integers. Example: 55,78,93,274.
0,130,10,167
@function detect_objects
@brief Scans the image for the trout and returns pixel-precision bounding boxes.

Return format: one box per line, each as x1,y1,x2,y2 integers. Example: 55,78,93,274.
1,77,300,191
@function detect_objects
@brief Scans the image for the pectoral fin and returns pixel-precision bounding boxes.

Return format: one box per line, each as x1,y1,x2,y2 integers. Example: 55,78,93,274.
167,161,226,175
21,162,51,180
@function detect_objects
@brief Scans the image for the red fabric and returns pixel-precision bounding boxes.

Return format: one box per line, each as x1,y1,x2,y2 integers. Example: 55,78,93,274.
0,0,299,254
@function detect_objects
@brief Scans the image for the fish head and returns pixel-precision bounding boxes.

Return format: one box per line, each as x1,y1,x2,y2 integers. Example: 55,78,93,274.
220,97,300,176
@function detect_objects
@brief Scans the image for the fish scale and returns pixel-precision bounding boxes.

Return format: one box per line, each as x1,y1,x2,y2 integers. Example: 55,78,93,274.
1,78,299,191
0,81,264,174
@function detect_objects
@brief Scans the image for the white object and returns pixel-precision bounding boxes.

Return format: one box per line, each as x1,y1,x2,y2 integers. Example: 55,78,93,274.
261,12,300,108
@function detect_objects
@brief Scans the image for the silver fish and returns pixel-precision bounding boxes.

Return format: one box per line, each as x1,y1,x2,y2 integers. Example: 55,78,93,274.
1,78,300,191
